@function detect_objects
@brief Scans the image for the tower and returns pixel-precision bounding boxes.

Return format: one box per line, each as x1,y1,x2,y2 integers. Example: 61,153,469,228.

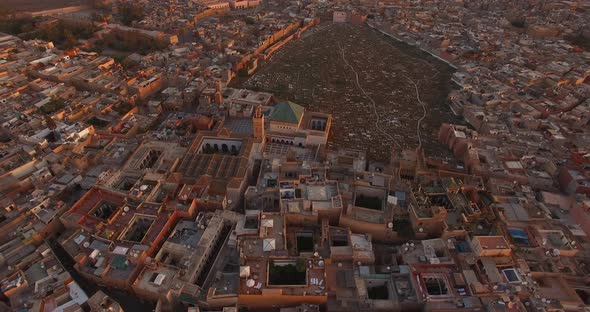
253,105,264,143
214,80,223,105
214,91,223,105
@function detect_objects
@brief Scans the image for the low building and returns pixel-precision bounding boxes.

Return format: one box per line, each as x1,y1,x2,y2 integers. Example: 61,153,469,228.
470,236,511,257
265,101,331,148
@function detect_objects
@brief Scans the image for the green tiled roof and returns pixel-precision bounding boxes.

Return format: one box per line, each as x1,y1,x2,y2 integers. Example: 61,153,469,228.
269,101,304,124
111,255,128,270
179,293,198,305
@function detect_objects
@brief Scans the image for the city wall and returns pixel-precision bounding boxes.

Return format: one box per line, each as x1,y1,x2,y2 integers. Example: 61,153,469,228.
366,21,458,70
193,8,232,24
259,18,320,61
235,18,320,73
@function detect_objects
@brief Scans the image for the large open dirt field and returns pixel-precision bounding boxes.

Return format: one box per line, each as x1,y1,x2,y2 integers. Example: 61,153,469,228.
0,0,88,12
233,22,464,161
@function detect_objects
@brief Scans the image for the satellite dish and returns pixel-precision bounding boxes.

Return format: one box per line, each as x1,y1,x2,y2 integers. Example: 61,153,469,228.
124,206,130,212
318,260,324,267
83,242,90,248
419,227,424,232
387,222,393,229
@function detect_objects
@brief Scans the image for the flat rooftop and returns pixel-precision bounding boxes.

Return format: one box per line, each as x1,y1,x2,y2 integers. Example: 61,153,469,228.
474,236,509,249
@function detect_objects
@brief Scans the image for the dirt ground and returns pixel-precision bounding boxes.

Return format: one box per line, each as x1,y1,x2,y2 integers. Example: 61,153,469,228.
233,22,464,161
1,0,88,12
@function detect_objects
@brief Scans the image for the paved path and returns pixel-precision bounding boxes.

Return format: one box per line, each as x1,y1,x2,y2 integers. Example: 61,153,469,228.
405,77,427,149
338,42,402,149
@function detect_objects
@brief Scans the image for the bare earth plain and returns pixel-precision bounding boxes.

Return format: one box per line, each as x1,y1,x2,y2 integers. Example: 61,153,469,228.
233,22,465,161
0,0,88,11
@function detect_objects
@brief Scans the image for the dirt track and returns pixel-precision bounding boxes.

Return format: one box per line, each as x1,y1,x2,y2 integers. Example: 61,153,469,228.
1,0,88,12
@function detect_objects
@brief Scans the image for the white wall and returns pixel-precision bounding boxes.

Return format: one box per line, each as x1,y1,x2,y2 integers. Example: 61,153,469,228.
333,11,347,23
